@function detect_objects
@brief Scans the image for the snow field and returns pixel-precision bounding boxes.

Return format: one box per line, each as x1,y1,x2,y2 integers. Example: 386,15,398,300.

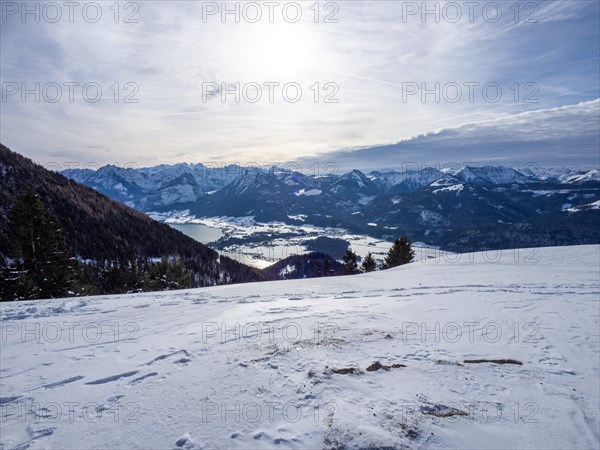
1,245,598,449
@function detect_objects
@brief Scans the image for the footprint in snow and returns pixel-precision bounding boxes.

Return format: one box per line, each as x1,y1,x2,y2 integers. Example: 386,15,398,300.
128,372,158,385
0,396,22,405
143,350,191,366
85,371,139,385
253,431,270,440
43,375,85,389
175,432,199,449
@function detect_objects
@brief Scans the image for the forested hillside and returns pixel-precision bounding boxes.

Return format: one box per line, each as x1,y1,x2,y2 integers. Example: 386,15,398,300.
0,145,262,300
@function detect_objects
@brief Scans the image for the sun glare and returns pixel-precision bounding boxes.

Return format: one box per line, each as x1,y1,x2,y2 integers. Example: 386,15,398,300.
239,22,317,78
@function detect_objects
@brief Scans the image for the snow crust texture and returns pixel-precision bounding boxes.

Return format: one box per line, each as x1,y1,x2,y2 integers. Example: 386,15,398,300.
1,246,599,449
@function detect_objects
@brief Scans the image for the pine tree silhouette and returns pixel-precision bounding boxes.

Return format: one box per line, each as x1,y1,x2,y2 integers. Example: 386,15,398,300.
383,236,415,269
361,252,377,272
342,248,358,275
2,190,78,300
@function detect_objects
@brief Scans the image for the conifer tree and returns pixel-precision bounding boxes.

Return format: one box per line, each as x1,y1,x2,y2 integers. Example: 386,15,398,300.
3,190,78,300
0,255,21,300
361,252,377,272
342,248,358,275
148,257,192,291
383,235,415,269
323,257,331,277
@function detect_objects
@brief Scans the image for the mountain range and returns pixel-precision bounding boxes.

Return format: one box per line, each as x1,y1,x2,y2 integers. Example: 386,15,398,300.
63,162,600,251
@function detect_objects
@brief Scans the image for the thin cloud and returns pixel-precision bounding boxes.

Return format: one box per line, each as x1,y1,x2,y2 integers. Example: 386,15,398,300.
300,99,600,171
0,0,598,166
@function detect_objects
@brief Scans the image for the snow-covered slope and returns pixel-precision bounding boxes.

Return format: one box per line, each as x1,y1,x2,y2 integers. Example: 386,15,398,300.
455,166,531,185
369,168,445,193
1,246,599,449
563,169,600,184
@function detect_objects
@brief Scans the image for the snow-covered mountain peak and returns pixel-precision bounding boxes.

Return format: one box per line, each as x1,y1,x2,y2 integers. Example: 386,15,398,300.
456,165,531,184
331,170,377,194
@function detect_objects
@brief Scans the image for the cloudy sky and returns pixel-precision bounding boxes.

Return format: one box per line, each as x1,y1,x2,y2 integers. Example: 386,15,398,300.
1,0,598,169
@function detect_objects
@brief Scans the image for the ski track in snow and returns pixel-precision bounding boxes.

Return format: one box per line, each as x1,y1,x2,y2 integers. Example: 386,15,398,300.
0,245,599,449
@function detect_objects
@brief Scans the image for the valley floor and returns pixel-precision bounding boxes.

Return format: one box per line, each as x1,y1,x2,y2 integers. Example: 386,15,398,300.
1,246,599,449
154,213,438,268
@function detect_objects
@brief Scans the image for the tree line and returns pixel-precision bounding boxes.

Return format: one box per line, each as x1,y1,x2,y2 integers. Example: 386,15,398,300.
0,191,220,300
342,236,415,275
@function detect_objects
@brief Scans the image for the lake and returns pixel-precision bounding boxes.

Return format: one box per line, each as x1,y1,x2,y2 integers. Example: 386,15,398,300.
168,223,224,244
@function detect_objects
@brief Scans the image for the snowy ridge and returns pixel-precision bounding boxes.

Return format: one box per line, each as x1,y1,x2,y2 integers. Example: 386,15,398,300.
62,163,599,211
1,245,599,449
563,169,600,184
433,183,464,194
430,174,462,187
454,166,530,184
